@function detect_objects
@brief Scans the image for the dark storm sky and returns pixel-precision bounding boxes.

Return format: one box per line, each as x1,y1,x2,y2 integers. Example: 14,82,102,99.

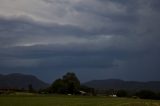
0,0,160,83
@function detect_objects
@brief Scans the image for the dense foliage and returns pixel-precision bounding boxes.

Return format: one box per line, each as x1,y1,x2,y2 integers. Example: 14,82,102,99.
136,90,160,100
116,90,128,97
49,72,81,94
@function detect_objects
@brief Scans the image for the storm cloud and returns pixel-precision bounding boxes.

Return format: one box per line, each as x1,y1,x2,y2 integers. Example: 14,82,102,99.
0,0,160,82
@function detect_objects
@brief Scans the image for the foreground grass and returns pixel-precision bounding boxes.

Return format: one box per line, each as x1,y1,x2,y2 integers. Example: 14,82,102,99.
0,95,160,106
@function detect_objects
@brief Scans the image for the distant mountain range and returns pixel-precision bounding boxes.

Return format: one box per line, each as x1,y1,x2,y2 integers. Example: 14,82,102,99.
0,73,49,90
1,73,160,92
83,79,160,92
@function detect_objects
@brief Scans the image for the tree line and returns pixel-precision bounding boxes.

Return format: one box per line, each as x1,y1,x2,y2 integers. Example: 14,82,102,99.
40,72,160,100
1,72,160,100
40,72,94,95
102,89,160,100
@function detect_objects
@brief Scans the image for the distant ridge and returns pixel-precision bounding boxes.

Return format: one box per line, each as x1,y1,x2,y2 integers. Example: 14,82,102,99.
83,79,160,92
0,73,49,90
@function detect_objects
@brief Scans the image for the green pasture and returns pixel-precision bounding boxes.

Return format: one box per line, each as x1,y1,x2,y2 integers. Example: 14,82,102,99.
0,95,160,106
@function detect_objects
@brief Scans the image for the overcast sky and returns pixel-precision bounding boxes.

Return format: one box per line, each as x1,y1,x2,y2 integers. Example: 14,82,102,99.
0,0,160,83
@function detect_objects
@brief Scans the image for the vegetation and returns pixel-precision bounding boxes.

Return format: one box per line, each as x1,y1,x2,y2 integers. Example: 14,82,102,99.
2,72,160,100
116,90,128,97
0,95,160,106
1,72,160,106
46,72,94,95
48,72,80,94
28,84,34,93
135,90,160,100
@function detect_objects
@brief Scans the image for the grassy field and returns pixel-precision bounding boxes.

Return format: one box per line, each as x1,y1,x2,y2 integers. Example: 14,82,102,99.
0,95,160,106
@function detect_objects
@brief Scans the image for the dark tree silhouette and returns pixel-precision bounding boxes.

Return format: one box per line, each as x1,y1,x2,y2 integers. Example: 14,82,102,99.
62,72,80,94
117,90,128,97
136,90,156,99
28,84,34,93
50,79,66,93
50,72,80,94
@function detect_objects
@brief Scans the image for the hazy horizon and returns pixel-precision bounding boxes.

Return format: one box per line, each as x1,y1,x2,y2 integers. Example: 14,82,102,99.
0,0,160,83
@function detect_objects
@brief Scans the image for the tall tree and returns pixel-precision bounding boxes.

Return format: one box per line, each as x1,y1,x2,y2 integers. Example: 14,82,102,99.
50,78,66,93
50,72,80,94
62,72,80,94
28,84,34,93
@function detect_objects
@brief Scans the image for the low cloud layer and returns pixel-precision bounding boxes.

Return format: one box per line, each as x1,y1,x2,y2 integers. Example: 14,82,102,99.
0,0,160,82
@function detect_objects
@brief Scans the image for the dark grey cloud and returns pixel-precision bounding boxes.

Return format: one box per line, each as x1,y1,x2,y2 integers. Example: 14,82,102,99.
0,0,160,82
